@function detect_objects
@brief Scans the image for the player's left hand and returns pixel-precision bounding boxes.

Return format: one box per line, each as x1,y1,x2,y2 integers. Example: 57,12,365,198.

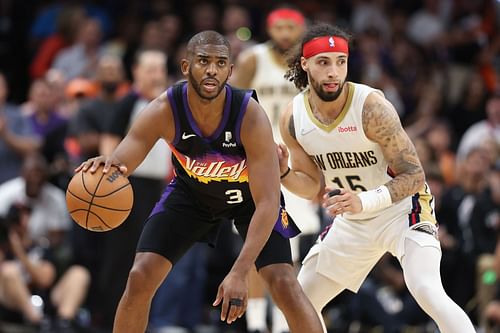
213,271,248,324
323,188,363,216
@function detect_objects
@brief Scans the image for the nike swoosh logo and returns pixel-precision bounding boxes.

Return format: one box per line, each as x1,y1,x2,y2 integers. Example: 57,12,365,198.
300,128,315,136
181,132,196,140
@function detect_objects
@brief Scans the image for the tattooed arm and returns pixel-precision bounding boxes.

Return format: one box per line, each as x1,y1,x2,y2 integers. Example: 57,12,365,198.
362,92,425,202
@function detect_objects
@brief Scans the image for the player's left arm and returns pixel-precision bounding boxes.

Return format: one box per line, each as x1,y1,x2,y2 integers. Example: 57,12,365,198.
213,98,280,323
231,97,281,275
363,91,425,202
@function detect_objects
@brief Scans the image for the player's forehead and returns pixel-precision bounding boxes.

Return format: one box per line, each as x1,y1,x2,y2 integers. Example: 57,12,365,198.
192,44,230,59
270,19,302,28
309,52,347,61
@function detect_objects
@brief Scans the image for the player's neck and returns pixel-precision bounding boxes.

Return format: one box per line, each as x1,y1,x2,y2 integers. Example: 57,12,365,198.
269,43,288,68
186,85,226,133
307,83,350,124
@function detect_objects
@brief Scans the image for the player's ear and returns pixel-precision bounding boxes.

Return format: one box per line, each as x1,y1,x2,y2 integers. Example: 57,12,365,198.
300,56,308,71
228,63,234,78
180,59,189,76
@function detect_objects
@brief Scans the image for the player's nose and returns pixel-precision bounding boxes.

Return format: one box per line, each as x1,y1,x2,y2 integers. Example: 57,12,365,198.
206,62,217,76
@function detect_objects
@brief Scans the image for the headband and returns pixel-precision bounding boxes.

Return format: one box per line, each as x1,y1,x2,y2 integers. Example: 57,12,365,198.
267,8,305,28
302,36,349,58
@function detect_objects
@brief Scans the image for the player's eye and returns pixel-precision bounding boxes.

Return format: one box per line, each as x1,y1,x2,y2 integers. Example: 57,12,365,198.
199,58,208,65
218,60,226,66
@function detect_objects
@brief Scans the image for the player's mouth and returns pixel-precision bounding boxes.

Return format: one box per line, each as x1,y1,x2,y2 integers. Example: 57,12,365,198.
202,79,219,92
323,82,339,92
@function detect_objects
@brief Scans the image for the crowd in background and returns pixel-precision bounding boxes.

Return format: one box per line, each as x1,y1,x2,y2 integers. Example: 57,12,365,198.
0,0,499,332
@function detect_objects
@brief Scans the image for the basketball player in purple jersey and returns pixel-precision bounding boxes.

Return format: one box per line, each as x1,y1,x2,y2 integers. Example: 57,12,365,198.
77,30,323,333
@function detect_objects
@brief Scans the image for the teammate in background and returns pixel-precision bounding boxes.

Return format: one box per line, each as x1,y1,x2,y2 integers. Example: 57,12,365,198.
278,23,476,333
77,30,323,333
231,7,320,333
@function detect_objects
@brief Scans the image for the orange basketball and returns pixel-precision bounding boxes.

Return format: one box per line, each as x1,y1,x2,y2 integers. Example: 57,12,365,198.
66,165,133,232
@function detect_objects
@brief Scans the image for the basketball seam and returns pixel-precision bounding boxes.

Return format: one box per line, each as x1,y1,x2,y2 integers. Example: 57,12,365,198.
67,189,132,211
86,170,107,229
81,209,113,230
92,182,132,198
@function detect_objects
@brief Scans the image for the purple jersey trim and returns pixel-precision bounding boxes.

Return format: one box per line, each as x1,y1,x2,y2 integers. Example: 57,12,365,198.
149,178,177,218
167,87,181,145
235,91,252,145
182,83,232,142
273,207,301,238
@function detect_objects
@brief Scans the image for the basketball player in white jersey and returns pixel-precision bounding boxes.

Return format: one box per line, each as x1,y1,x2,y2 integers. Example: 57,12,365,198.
231,7,321,333
278,23,476,333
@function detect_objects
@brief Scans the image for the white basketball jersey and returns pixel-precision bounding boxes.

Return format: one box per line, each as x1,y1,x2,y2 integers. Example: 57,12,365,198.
293,82,394,220
250,42,298,143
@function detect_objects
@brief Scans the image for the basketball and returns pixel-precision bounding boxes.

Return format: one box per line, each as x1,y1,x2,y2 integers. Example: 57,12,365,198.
66,165,133,232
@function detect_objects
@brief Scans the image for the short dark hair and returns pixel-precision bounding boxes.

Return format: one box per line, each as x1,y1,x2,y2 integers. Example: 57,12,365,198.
285,23,351,90
186,30,231,58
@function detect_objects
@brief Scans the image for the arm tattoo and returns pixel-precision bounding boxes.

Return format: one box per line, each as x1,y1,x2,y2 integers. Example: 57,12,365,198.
288,113,296,140
363,99,424,203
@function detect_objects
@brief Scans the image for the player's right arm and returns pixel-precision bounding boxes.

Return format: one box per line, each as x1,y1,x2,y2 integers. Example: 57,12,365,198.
77,92,174,175
278,103,322,200
229,49,256,89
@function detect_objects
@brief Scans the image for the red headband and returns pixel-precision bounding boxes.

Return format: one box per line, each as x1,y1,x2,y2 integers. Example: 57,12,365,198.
267,9,305,27
302,36,349,58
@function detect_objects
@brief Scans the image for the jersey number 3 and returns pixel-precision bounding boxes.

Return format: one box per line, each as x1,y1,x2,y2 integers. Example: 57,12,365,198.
226,189,243,204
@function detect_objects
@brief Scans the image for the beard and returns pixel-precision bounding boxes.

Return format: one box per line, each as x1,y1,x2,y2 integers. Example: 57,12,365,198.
310,75,345,102
188,70,228,101
270,40,292,55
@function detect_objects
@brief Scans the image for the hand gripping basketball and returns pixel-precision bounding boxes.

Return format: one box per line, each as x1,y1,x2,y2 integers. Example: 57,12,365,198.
66,162,133,232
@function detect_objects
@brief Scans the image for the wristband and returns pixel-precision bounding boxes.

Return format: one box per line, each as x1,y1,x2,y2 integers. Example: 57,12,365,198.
357,185,392,213
280,167,291,179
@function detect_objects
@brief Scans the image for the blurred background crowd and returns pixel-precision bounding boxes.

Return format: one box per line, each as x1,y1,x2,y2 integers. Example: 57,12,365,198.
0,0,499,332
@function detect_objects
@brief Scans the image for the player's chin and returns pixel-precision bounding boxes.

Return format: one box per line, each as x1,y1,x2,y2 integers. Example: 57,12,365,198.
201,88,221,99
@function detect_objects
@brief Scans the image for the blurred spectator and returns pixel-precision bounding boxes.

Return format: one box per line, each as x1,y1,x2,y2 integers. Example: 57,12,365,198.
0,153,69,246
0,153,90,332
23,79,69,189
440,147,493,317
426,120,457,185
70,55,128,164
96,49,170,329
222,4,256,61
29,1,111,43
471,159,500,330
29,5,86,80
443,0,489,106
122,20,167,82
51,18,104,81
160,13,183,56
405,84,445,139
483,164,500,329
457,92,500,162
447,70,489,139
350,0,391,40
0,203,55,326
0,72,41,185
188,1,220,34
406,0,449,48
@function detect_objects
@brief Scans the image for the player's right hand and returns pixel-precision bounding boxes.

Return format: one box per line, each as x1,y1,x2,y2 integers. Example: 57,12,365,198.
75,155,127,175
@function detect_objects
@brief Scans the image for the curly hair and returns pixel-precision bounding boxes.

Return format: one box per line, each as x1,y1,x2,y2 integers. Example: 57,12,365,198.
285,23,351,90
